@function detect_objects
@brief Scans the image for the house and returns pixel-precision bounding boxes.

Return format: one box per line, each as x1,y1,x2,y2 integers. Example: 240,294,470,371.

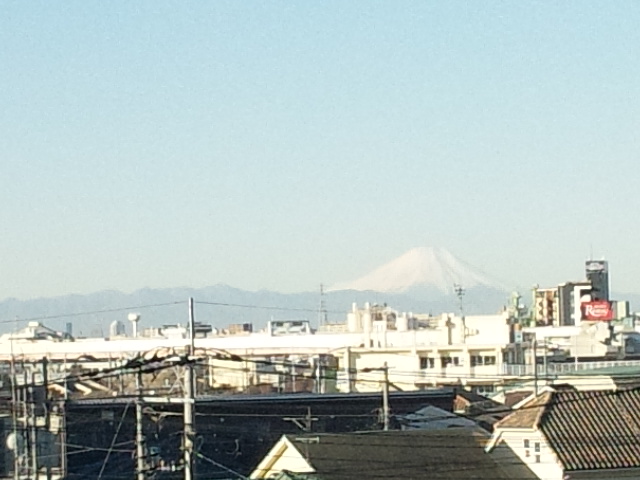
487,386,640,479
250,428,536,479
398,405,478,430
453,390,512,431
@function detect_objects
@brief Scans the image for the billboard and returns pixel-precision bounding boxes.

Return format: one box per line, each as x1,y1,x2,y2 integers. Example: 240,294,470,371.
581,301,614,321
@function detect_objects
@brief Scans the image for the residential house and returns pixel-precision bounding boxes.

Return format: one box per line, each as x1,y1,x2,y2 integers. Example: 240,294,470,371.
487,386,640,479
250,428,535,479
453,390,513,431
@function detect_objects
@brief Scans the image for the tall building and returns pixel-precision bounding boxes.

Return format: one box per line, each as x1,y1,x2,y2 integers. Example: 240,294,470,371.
585,260,609,301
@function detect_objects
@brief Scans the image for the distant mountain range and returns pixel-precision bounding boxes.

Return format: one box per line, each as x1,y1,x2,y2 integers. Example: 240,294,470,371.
0,247,513,335
1,247,636,336
0,284,512,337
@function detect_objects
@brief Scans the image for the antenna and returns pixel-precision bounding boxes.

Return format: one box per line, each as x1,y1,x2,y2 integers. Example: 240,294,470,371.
318,284,328,327
453,283,465,316
453,284,467,343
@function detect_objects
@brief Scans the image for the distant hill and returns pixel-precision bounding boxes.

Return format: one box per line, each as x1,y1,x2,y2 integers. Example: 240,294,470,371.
2,246,635,336
0,284,512,336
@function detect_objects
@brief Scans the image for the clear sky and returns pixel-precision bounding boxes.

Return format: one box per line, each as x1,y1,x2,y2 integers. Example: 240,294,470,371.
2,1,640,300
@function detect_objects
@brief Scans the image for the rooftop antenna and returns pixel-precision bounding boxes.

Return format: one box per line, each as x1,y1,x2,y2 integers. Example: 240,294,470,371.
453,283,466,343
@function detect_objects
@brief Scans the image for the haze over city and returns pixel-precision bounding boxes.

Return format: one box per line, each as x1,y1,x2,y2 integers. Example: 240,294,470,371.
2,2,640,301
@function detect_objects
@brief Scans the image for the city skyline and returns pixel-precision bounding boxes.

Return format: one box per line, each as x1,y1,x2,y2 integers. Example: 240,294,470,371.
2,2,639,301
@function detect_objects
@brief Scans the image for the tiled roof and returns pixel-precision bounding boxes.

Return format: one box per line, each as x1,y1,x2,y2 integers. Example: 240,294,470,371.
541,388,640,471
503,390,534,408
284,428,535,479
454,390,507,414
494,392,551,429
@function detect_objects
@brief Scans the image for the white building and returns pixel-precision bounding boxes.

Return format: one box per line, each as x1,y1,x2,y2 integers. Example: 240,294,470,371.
1,302,631,395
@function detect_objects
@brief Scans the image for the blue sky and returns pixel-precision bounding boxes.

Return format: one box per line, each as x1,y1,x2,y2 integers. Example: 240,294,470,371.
1,1,640,300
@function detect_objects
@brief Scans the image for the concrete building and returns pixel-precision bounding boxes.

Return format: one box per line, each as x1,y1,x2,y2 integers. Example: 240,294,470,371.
0,299,634,397
586,260,610,301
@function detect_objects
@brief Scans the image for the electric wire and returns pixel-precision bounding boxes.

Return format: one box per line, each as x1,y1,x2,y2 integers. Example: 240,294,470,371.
0,301,184,325
195,299,345,315
196,451,250,480
4,298,639,478
97,402,130,480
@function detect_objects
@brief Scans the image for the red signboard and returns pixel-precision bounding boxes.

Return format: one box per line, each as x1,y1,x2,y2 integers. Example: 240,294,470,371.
582,301,614,321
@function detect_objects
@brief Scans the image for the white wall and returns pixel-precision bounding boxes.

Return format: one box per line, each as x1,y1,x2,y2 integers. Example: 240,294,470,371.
341,344,509,392
498,429,563,480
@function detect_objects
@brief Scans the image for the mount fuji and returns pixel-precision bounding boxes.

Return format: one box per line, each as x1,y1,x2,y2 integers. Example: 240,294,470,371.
330,246,507,295
0,248,512,336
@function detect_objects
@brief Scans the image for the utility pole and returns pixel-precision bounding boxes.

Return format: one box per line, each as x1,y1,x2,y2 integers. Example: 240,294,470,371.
454,284,466,343
382,362,390,431
136,368,146,480
42,357,52,480
29,368,38,480
318,284,328,327
362,363,390,431
532,335,538,396
283,407,318,432
10,331,19,480
184,297,196,480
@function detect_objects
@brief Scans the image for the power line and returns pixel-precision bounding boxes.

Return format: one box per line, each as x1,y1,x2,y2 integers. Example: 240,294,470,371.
97,403,131,480
195,300,345,315
0,301,183,325
196,452,250,480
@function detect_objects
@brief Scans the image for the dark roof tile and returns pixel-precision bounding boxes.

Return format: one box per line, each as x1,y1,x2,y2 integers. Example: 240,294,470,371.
284,428,535,480
541,388,640,471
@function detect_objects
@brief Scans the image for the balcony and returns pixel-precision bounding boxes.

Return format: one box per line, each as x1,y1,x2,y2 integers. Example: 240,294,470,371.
502,359,640,377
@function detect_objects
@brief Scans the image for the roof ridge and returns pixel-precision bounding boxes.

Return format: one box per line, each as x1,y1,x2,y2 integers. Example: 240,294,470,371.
533,391,552,428
494,391,552,430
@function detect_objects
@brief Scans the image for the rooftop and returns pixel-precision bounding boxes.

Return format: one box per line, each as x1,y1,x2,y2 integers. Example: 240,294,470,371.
267,429,535,480
541,388,640,471
496,386,640,472
494,391,551,429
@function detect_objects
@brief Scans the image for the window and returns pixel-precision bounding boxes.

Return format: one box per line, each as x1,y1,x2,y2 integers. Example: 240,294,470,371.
420,357,435,369
441,356,460,367
534,442,540,453
523,440,530,449
471,384,495,395
483,355,497,365
535,455,541,463
470,355,497,366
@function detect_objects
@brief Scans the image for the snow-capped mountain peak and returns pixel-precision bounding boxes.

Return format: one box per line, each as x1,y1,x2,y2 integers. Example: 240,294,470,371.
330,246,504,294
